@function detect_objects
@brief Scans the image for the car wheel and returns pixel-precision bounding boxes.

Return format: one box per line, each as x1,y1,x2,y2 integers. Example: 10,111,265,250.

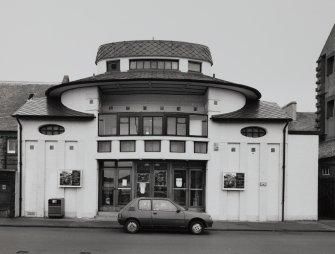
189,220,204,235
125,219,140,234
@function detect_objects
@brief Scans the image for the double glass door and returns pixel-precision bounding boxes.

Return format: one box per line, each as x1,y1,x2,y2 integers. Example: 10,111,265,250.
100,161,132,211
136,162,168,198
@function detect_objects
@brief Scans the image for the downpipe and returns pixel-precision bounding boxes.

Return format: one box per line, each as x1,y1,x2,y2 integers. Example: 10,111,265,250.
16,118,23,217
281,121,290,222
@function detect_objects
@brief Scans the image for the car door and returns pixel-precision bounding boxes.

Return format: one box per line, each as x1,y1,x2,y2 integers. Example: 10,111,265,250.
152,199,185,228
136,199,153,228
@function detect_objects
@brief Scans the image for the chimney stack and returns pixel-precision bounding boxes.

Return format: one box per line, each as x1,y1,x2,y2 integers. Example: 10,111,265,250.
62,75,70,84
282,101,297,120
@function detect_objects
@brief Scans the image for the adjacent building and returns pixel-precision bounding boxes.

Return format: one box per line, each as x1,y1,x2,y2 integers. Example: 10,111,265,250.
12,40,318,221
316,24,335,219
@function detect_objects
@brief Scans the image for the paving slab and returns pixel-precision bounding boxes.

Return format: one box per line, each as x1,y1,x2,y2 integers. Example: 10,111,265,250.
1,217,335,232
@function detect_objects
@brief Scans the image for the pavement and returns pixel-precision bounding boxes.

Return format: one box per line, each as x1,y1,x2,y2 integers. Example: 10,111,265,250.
1,217,335,232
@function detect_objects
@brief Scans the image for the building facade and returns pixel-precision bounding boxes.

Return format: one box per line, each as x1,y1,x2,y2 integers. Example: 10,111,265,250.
316,24,335,219
14,40,318,221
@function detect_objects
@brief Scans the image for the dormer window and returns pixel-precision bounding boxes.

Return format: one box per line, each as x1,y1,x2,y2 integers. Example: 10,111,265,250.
107,60,120,72
188,61,202,73
129,59,179,70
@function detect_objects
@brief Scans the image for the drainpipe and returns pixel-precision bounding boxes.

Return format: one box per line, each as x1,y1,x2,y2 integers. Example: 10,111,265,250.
16,118,23,217
281,121,290,222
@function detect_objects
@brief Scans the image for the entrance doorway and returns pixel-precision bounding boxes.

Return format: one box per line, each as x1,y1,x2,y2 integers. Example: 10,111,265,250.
99,161,132,211
0,171,15,217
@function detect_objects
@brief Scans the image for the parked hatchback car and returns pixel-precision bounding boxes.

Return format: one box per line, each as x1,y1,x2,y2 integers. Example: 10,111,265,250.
117,197,213,234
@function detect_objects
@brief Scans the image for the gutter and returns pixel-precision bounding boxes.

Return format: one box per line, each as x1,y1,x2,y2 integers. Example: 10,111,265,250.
16,118,23,217
281,121,290,222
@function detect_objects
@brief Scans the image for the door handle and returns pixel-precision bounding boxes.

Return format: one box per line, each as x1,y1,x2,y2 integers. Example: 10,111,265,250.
153,212,157,215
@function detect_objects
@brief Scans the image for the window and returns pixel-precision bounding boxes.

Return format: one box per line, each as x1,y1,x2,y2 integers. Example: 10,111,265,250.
119,117,139,135
98,141,111,153
194,142,207,154
189,115,207,136
327,56,334,76
145,140,161,152
170,141,185,153
143,117,163,135
7,139,17,154
327,100,334,118
152,200,177,211
138,200,151,211
129,59,179,70
241,126,266,138
120,140,136,152
188,61,202,73
190,170,204,207
39,125,65,135
106,60,120,72
99,114,117,136
167,117,186,136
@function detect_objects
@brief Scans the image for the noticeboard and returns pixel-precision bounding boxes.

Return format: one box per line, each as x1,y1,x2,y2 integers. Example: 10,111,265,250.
222,172,245,190
59,170,82,187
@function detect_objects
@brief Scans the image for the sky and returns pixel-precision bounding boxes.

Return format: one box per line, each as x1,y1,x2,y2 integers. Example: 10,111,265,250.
0,0,334,112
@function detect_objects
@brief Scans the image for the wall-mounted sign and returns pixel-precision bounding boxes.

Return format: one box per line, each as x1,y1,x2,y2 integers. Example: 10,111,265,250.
59,170,82,187
222,172,245,190
176,178,183,188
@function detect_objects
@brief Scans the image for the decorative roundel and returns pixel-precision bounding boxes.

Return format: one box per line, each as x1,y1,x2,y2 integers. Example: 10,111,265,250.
241,126,266,138
39,124,65,135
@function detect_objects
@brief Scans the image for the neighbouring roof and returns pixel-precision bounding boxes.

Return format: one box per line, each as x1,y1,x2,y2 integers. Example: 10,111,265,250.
288,112,319,135
320,139,335,159
211,100,291,122
0,82,54,131
96,40,213,65
46,70,261,100
13,97,95,120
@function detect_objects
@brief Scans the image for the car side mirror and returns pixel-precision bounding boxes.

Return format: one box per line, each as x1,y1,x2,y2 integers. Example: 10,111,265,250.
176,209,181,213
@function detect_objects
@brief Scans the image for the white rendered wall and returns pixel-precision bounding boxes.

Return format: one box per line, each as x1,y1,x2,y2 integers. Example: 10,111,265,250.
61,87,100,113
285,134,318,220
96,57,213,76
206,121,285,221
207,87,246,116
21,117,98,218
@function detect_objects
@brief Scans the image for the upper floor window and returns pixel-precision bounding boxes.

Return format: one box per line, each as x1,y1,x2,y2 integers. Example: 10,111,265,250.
107,60,120,72
188,61,202,73
327,56,334,76
167,117,187,136
241,126,266,138
99,114,117,136
7,138,17,154
39,124,65,135
120,116,139,135
129,59,179,70
143,117,163,135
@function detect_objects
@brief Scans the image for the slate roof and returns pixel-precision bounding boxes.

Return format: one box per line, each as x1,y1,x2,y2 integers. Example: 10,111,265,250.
0,82,54,131
13,97,95,119
288,112,319,134
96,40,213,65
211,100,291,122
319,139,335,159
46,70,261,100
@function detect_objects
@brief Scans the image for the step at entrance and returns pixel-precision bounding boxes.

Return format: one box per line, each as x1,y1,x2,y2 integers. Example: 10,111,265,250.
96,212,118,221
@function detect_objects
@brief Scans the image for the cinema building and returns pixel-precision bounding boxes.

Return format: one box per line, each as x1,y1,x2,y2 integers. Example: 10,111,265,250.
13,40,318,221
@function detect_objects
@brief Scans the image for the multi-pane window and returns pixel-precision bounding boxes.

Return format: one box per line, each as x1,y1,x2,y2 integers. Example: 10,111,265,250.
194,142,207,154
167,117,187,136
129,59,179,70
327,100,334,118
7,139,17,154
188,61,202,73
98,141,111,153
143,117,163,135
119,117,139,135
189,115,207,136
106,60,120,72
170,141,185,153
120,140,136,152
39,125,65,135
190,170,204,207
327,56,334,76
241,126,266,138
99,114,117,136
145,140,161,152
